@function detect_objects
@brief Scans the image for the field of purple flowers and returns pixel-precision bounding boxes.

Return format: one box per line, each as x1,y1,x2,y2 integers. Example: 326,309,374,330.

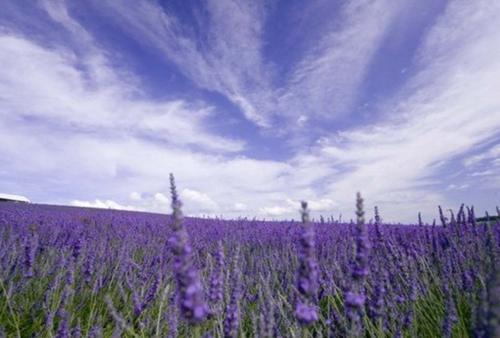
0,178,499,337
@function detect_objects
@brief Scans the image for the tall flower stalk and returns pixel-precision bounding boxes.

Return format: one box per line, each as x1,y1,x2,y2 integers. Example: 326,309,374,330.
486,252,500,337
224,246,242,338
23,233,37,278
209,241,225,315
168,173,209,324
295,201,319,325
345,192,370,336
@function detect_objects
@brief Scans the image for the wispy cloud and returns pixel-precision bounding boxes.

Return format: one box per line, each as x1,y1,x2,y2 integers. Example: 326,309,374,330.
277,0,402,126
87,0,405,131
93,0,274,127
288,0,500,221
1,0,498,222
0,31,243,152
260,198,337,218
463,144,500,168
71,199,138,211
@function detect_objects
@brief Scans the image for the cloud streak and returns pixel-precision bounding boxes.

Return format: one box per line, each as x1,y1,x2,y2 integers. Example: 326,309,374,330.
1,0,499,222
88,0,405,130
277,0,402,125
291,0,500,220
93,0,274,127
0,32,243,152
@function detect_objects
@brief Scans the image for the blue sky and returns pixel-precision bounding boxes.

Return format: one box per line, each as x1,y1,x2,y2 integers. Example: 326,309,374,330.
0,0,499,222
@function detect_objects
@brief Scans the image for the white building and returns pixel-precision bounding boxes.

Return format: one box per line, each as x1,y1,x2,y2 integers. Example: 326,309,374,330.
0,193,30,203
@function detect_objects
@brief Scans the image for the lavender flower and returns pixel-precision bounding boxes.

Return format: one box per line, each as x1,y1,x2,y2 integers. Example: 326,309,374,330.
111,327,122,338
374,206,381,225
2,183,500,337
457,204,465,226
367,272,386,323
105,295,133,332
353,193,370,280
295,201,319,325
345,192,370,334
23,234,37,278
168,173,209,324
83,253,94,285
439,205,447,227
258,287,275,338
55,316,69,338
72,237,82,261
224,247,242,338
88,324,103,338
65,261,75,285
132,289,144,317
166,292,179,338
449,209,456,227
209,241,225,314
55,285,73,338
486,260,500,338
131,272,160,318
442,283,457,338
72,320,82,338
144,272,161,307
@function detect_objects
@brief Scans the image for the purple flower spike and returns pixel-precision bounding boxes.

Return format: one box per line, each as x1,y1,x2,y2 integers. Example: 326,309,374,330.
169,173,209,324
166,292,179,338
224,247,242,338
295,201,319,326
209,241,225,314
439,205,447,227
23,234,37,278
72,321,82,338
345,192,370,334
486,260,500,338
442,284,457,338
55,318,69,338
345,291,366,308
72,237,82,261
295,302,319,325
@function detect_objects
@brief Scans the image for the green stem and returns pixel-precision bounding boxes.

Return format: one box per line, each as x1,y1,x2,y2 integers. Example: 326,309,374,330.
86,294,97,337
193,325,202,338
156,285,170,336
0,278,21,338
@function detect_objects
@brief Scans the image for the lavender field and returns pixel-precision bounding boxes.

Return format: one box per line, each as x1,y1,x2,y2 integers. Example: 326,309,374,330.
0,179,499,338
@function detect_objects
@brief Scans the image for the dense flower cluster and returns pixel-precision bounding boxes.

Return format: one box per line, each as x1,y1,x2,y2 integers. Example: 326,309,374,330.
345,192,370,334
209,241,225,315
0,193,498,337
168,173,209,324
295,201,319,325
224,246,242,338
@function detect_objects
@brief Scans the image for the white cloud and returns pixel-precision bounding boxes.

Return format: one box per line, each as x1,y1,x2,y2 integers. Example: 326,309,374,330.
259,198,337,218
259,205,291,217
297,115,308,127
233,202,247,211
93,0,273,127
129,191,142,201
71,199,138,211
154,193,169,204
463,144,500,167
308,198,337,212
86,0,406,131
181,188,218,211
1,0,499,223
0,30,243,153
286,0,500,221
446,184,469,191
277,0,402,124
